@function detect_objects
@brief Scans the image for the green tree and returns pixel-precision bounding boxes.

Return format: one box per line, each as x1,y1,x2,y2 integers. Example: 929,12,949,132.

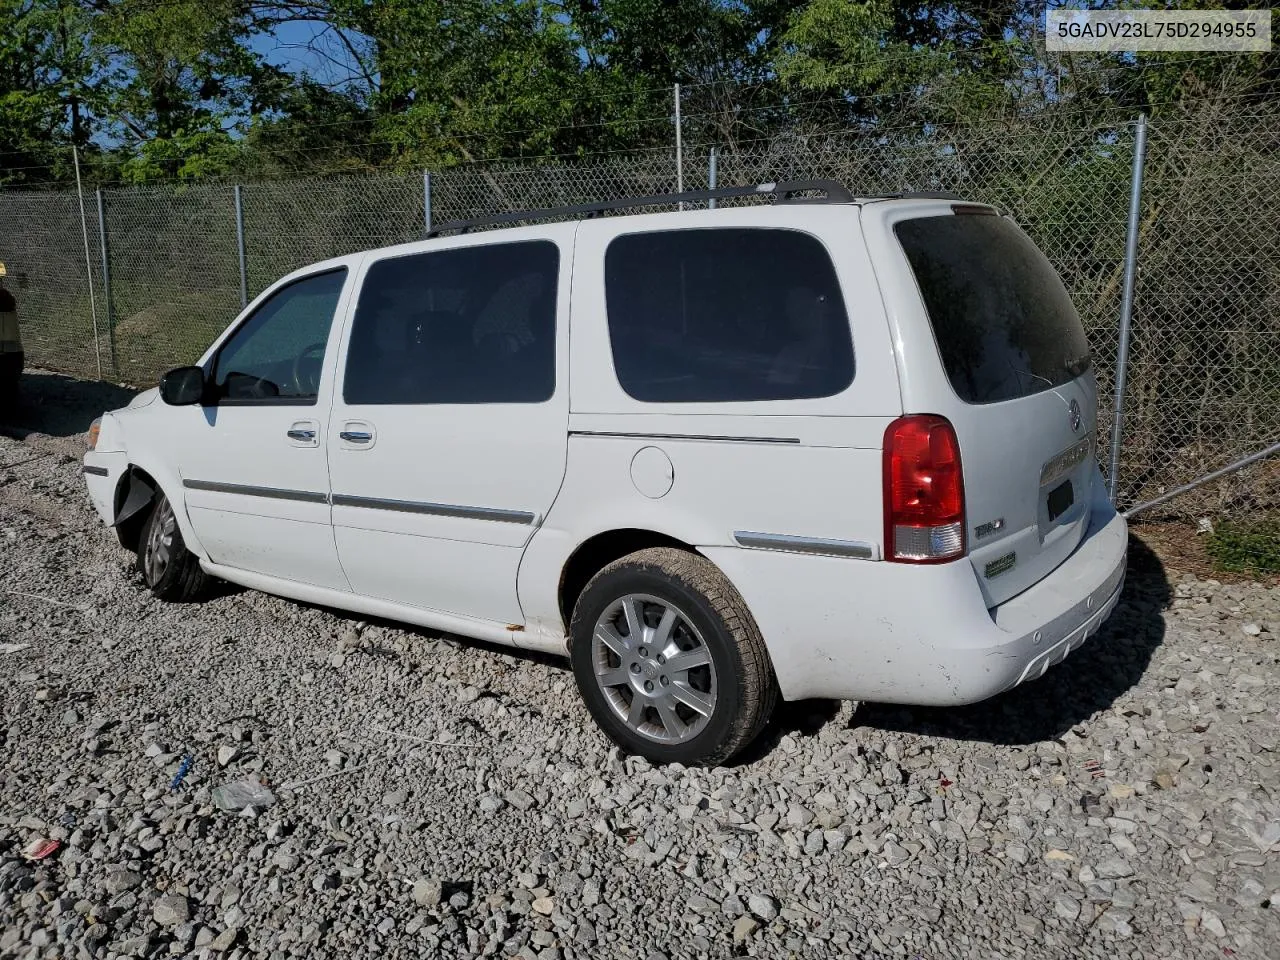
93,0,290,180
0,0,101,184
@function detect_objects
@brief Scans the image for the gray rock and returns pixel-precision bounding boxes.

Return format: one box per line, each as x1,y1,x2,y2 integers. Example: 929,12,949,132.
114,934,154,956
1110,833,1138,857
732,916,761,943
1098,912,1134,938
1,442,1275,960
152,894,191,927
209,927,238,951
505,789,537,811
1095,858,1135,879
882,840,910,866
413,879,443,907
804,829,824,855
1015,914,1043,938
1053,895,1081,921
786,803,814,828
747,894,779,922
103,869,143,895
1200,909,1226,937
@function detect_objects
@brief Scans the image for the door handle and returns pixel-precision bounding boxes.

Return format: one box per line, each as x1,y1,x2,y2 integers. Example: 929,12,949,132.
287,420,320,447
339,430,372,443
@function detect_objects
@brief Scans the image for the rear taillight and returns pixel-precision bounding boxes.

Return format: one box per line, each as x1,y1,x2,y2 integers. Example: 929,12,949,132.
883,414,965,563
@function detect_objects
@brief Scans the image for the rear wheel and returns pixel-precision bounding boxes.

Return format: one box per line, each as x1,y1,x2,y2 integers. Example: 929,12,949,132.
569,547,777,766
137,493,210,602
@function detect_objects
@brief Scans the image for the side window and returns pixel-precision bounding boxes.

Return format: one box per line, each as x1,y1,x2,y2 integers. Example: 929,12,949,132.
343,240,558,405
213,269,347,403
604,228,855,402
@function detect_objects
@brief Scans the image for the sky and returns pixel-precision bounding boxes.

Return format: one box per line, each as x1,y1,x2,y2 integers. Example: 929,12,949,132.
248,19,370,92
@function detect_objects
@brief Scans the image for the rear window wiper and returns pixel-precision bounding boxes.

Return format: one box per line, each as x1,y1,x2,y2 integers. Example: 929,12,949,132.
1063,354,1091,376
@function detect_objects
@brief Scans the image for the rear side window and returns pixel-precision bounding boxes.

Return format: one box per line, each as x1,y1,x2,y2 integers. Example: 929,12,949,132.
343,240,558,404
895,215,1091,405
604,228,854,402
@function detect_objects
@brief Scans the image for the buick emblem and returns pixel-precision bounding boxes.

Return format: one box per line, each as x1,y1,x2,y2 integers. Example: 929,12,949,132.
1068,398,1083,433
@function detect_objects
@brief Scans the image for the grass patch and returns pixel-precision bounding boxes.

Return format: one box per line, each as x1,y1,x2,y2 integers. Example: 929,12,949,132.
1206,521,1280,575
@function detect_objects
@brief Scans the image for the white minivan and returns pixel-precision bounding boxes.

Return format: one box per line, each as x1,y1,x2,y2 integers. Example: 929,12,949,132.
83,181,1128,765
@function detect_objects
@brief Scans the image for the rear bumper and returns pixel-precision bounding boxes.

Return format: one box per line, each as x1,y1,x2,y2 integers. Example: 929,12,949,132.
979,493,1127,696
703,479,1129,705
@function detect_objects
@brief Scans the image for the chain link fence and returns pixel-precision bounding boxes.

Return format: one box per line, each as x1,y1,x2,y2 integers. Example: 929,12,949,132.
0,103,1276,524
0,190,105,377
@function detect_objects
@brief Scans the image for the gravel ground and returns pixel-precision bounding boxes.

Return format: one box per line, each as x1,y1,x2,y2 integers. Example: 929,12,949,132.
2,371,1279,960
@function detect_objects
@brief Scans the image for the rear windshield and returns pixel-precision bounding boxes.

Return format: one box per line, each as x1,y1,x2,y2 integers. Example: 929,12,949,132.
895,214,1091,404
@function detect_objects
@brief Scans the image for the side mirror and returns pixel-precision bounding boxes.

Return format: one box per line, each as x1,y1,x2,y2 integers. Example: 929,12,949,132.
159,366,206,406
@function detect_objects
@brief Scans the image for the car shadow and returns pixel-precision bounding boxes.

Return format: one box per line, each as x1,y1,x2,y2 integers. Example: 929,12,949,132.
730,698,843,766
284,601,573,674
289,535,1169,762
0,370,137,439
846,533,1171,747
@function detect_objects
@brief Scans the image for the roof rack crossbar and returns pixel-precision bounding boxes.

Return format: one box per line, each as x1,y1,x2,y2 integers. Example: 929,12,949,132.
424,179,854,238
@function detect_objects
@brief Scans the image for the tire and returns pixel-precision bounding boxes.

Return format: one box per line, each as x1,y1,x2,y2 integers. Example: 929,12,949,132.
136,492,210,602
569,547,778,766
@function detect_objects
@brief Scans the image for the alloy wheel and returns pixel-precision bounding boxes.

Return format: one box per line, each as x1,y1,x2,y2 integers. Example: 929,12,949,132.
590,593,718,743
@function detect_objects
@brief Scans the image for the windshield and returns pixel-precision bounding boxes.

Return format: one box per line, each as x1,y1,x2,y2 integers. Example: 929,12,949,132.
895,214,1091,404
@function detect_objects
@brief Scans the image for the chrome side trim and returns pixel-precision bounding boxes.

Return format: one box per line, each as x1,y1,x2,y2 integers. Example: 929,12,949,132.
570,431,800,445
82,465,110,477
183,479,328,504
331,493,535,525
733,530,878,560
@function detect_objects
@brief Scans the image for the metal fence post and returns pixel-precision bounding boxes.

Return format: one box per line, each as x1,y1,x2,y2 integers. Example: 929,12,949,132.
674,83,684,210
234,185,248,310
72,146,104,380
423,171,433,235
708,147,718,208
1107,113,1148,503
95,187,116,375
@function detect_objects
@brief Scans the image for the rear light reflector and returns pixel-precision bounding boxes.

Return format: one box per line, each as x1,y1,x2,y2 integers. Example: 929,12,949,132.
883,414,966,563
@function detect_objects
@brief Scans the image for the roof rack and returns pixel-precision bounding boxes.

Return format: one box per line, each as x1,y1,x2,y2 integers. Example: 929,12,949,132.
865,191,967,202
424,179,854,238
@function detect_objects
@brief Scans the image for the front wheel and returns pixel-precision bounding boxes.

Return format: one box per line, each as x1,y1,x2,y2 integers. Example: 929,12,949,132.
569,547,778,766
137,493,210,602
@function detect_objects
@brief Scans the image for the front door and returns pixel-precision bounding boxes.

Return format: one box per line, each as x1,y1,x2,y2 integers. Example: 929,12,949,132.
177,266,353,591
327,229,573,625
